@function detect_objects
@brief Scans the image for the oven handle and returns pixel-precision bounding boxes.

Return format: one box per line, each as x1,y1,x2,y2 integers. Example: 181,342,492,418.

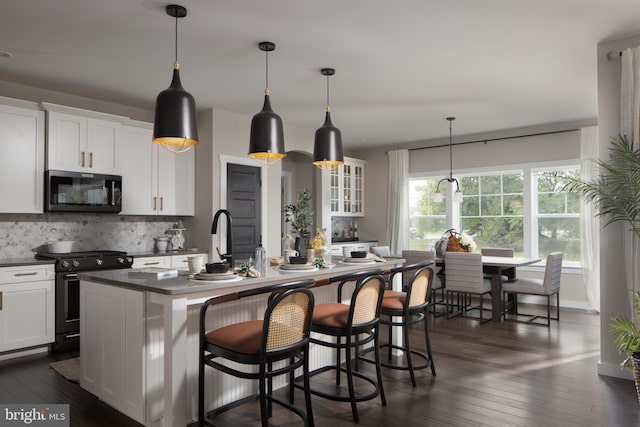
63,273,79,279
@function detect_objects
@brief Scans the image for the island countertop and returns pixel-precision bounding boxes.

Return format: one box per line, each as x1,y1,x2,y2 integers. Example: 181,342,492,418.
78,256,403,296
78,255,406,427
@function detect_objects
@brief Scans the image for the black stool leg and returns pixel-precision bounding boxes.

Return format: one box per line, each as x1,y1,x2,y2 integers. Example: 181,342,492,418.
424,312,436,376
402,314,416,387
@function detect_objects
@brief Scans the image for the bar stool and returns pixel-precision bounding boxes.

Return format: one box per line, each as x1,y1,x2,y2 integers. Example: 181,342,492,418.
370,262,436,386
199,279,316,426
297,269,386,423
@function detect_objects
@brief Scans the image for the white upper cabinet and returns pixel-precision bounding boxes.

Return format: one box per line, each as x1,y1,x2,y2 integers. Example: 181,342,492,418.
330,156,365,217
0,98,45,213
44,104,123,175
119,121,194,216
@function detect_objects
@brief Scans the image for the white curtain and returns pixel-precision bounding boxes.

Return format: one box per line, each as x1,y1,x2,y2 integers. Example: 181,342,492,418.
387,149,409,255
620,47,640,318
580,126,600,312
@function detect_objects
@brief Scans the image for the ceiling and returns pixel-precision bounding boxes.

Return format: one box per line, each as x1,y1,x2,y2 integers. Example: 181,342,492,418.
2,0,640,150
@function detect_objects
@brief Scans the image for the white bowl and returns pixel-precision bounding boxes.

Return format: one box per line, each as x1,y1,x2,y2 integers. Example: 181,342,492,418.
47,240,74,253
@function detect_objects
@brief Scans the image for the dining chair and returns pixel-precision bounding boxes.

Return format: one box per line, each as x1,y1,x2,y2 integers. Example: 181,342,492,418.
444,251,493,323
360,261,436,386
502,252,562,327
402,250,445,315
481,247,516,281
297,269,386,423
199,279,316,427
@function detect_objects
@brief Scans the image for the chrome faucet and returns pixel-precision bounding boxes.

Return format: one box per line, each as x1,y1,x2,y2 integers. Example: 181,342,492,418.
211,209,234,267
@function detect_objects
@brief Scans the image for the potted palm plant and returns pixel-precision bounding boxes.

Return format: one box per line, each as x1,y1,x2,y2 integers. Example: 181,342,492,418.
283,188,314,254
563,134,640,401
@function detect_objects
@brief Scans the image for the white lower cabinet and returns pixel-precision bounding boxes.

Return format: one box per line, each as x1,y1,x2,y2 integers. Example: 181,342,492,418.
80,280,145,424
0,265,54,352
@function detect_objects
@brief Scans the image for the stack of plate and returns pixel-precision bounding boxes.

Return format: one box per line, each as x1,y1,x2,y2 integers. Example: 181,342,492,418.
278,263,318,272
191,271,242,283
342,257,376,264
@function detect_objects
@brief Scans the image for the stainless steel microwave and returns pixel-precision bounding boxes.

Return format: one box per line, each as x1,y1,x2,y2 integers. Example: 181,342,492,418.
45,170,122,213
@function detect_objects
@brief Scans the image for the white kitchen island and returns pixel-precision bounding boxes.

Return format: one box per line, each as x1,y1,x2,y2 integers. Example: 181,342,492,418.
79,257,404,427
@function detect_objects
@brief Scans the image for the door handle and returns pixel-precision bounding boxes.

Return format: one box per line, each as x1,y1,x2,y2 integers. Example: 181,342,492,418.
81,151,86,167
144,262,160,266
0,291,3,310
89,152,93,168
160,197,163,211
153,197,157,210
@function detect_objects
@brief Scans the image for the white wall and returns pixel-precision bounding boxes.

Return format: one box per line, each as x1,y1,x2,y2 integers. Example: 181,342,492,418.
595,34,640,379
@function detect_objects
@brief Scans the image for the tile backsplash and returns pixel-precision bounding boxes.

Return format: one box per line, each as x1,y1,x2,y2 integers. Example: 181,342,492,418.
0,213,179,259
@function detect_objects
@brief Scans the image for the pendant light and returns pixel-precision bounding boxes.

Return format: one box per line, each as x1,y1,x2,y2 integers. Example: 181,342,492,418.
248,41,286,164
313,68,344,171
153,4,198,153
433,117,463,203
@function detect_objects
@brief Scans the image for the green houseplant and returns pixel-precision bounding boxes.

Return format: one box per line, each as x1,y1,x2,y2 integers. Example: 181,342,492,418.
564,134,640,398
283,188,314,253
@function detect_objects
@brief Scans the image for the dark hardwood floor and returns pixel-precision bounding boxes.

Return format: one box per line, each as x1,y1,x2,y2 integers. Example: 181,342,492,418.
1,305,638,426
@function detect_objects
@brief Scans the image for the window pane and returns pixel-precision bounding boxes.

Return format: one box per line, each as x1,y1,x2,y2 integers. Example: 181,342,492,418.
504,194,523,215
460,176,479,195
461,196,479,216
480,175,501,194
538,217,580,262
503,173,524,193
538,192,566,214
481,195,501,215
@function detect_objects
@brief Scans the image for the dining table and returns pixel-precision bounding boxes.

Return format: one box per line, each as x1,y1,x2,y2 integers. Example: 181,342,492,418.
437,254,541,321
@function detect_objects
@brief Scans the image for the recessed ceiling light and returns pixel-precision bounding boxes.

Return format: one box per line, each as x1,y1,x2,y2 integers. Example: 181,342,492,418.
0,51,13,58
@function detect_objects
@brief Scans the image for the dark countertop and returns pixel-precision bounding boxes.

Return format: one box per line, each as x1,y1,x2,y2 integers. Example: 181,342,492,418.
0,257,55,268
79,256,404,296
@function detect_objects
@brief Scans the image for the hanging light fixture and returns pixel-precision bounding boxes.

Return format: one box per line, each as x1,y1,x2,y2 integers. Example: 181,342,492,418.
248,41,286,164
153,4,199,153
313,68,344,170
433,117,463,203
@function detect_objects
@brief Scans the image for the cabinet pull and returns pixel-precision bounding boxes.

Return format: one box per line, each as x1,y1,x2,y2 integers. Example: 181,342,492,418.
0,291,2,310
153,197,157,210
144,262,160,266
89,152,93,168
14,272,38,277
160,197,163,211
81,151,86,167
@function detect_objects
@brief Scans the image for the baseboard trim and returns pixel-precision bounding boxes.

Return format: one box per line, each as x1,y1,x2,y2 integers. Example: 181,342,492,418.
0,345,49,362
597,360,634,380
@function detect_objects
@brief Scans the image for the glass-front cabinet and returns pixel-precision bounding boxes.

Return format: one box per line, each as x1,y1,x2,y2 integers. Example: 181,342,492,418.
330,157,365,217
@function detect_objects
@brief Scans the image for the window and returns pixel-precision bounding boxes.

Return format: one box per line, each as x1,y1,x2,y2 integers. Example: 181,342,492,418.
534,167,580,263
408,162,580,264
459,172,525,254
408,178,446,250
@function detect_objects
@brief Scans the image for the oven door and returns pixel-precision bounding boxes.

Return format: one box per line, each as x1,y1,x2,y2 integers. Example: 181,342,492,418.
55,272,80,344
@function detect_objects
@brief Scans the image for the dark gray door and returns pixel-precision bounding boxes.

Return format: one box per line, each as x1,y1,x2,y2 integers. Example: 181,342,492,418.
227,163,261,264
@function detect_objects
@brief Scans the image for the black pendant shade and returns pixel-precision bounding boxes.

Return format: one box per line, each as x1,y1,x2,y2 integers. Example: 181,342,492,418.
152,4,198,153
153,66,199,150
248,92,286,162
248,41,286,164
313,110,344,168
313,67,344,170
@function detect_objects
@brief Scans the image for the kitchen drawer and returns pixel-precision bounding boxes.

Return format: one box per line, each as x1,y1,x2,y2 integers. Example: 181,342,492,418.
0,265,55,284
131,256,170,269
